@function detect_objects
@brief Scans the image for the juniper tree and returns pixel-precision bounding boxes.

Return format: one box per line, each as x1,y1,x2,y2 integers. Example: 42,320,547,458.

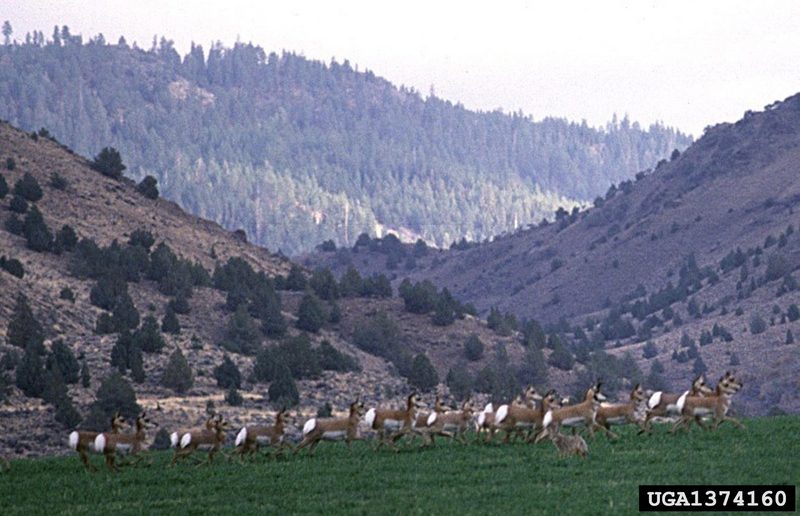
7,293,44,353
296,291,326,333
161,348,193,394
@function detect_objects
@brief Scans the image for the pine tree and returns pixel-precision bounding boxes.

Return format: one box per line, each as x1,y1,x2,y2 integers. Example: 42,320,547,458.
464,334,484,361
15,343,46,397
23,206,53,252
408,353,438,392
162,348,193,394
135,315,166,353
285,264,307,291
83,373,141,430
296,292,326,333
13,172,43,202
136,175,159,199
111,292,140,332
48,339,79,384
7,293,45,353
161,306,181,334
268,362,299,406
91,147,126,179
213,355,242,389
223,304,261,354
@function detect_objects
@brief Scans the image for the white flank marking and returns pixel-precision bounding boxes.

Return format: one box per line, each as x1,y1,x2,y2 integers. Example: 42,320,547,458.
543,410,553,428
647,391,663,410
170,432,179,448
68,431,79,451
676,391,689,413
180,433,192,449
383,419,401,430
235,427,248,447
321,430,346,441
94,433,106,453
495,404,509,424
365,408,376,428
427,412,437,427
303,418,317,436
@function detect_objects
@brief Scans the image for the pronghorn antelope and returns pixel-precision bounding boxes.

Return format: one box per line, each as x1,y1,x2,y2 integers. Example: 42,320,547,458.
549,430,588,458
414,396,447,438
364,392,422,450
641,375,714,433
94,412,157,471
595,383,648,438
417,398,475,446
68,412,125,472
295,399,366,455
534,382,611,443
671,372,744,433
170,414,229,466
234,408,290,461
475,402,496,443
493,386,545,443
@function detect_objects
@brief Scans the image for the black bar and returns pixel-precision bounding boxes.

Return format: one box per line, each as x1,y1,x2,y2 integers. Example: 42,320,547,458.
639,485,796,512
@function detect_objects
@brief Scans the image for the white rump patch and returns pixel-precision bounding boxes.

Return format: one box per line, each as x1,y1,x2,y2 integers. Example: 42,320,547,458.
180,432,192,449
676,391,689,413
93,433,106,453
365,408,376,428
542,410,553,429
477,412,486,427
170,431,179,448
483,403,494,414
427,412,437,427
495,404,509,424
647,391,663,410
68,431,79,451
303,418,317,436
235,427,248,447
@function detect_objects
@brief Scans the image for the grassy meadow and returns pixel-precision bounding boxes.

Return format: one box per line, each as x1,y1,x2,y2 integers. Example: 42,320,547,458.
1,416,798,514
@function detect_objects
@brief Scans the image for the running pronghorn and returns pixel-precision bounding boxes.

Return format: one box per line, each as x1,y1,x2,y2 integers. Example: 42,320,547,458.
170,414,229,466
475,402,496,443
417,398,475,446
671,371,744,433
94,412,158,471
68,412,125,472
595,383,648,438
295,399,366,455
414,396,447,438
549,430,589,458
641,375,714,433
493,386,544,443
234,408,290,461
534,382,611,443
364,392,423,450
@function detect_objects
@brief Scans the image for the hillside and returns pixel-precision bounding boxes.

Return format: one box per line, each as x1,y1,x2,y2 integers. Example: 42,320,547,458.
0,122,535,457
306,94,800,415
0,32,690,254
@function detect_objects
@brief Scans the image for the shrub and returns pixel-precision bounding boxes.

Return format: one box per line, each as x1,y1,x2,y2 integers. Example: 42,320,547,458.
50,172,68,190
91,147,126,179
54,225,78,253
221,305,261,355
213,355,242,389
4,158,13,170
9,194,28,213
285,264,307,291
464,334,485,361
317,341,360,372
0,256,24,278
23,206,53,252
136,175,159,199
788,304,800,322
161,348,193,394
295,291,327,333
547,342,574,371
5,213,23,235
13,173,43,202
642,341,658,359
309,268,339,300
225,387,244,406
408,353,439,392
128,229,155,250
169,291,191,314
749,314,767,335
317,402,333,417
786,330,794,345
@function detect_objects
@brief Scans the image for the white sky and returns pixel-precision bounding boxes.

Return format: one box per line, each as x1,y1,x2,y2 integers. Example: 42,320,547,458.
4,0,800,136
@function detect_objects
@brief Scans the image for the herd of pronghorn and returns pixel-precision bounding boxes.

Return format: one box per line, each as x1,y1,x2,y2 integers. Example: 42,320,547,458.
67,371,744,471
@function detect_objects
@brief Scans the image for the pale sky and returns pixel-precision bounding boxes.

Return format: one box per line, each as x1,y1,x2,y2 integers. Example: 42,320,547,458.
4,0,800,136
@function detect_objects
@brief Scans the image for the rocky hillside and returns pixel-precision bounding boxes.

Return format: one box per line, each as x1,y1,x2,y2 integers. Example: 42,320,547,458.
0,122,532,457
306,94,800,416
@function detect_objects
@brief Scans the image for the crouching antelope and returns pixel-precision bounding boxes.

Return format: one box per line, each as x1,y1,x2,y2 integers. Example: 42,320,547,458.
364,393,422,450
417,398,475,446
235,408,290,461
68,413,125,472
534,382,611,443
94,412,157,471
295,399,365,455
671,372,744,433
641,375,713,433
170,414,229,466
595,383,648,438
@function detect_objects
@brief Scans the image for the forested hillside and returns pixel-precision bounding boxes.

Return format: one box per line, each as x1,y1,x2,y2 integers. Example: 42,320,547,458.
0,27,690,254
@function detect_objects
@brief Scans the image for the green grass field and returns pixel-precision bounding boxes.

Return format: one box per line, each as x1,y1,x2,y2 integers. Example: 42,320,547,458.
1,416,798,515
